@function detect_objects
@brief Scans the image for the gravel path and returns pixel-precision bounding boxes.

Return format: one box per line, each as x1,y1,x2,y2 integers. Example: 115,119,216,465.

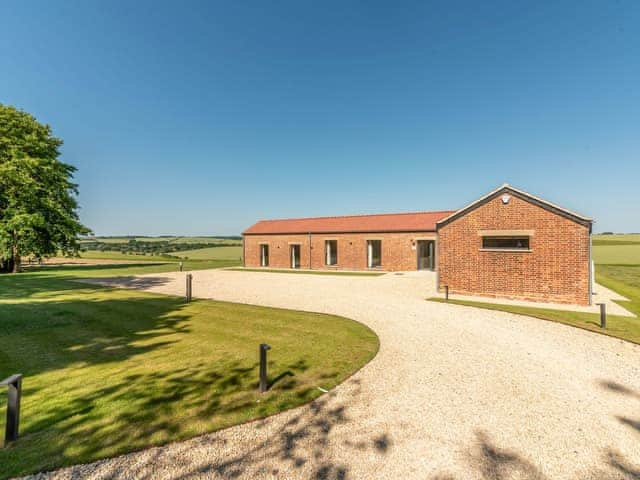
32,270,640,479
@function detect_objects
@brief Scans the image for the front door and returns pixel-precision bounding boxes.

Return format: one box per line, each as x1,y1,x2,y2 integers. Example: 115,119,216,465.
290,244,301,269
417,240,435,270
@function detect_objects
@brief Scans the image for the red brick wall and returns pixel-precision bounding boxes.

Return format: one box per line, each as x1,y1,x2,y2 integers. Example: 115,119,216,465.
437,194,591,305
244,232,436,271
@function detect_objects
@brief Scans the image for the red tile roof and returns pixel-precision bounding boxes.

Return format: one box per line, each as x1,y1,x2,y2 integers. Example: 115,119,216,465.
243,210,456,235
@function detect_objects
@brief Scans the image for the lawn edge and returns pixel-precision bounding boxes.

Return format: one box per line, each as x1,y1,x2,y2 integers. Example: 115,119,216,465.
426,297,640,346
14,282,380,480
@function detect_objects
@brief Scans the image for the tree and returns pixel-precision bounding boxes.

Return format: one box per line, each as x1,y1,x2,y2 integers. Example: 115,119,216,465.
0,104,90,273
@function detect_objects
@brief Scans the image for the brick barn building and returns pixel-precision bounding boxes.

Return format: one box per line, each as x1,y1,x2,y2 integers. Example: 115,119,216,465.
243,185,593,305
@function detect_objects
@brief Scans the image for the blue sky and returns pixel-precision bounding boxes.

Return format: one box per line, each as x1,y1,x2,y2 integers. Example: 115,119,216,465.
1,1,639,235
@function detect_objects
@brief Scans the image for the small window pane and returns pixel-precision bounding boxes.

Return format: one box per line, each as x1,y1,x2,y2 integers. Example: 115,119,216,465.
482,237,530,250
260,244,269,266
367,240,382,267
325,240,338,266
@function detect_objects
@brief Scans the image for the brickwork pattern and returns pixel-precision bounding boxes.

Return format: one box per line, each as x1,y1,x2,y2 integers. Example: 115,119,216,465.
437,194,591,305
244,232,436,272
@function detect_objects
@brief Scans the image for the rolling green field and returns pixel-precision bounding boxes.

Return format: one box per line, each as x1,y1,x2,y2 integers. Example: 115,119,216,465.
77,250,175,262
0,264,378,478
168,245,243,260
79,236,240,245
593,233,640,265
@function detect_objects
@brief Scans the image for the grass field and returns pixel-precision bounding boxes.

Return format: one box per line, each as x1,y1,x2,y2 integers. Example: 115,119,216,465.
70,250,242,269
592,234,640,265
77,250,175,262
79,236,240,245
593,234,640,243
0,265,378,478
169,246,243,260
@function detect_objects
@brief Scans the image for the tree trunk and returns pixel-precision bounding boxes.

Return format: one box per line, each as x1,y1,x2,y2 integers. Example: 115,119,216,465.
11,231,20,273
12,253,21,273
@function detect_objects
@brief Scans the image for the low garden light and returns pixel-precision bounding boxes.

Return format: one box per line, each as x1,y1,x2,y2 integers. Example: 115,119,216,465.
259,343,271,393
186,273,193,302
596,303,606,329
1,374,22,446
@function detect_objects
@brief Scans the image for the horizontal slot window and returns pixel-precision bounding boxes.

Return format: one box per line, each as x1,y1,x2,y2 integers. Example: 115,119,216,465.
482,236,530,250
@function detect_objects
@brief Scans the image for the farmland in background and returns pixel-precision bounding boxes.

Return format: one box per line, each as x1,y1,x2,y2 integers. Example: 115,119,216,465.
168,246,242,260
593,233,640,265
78,236,242,259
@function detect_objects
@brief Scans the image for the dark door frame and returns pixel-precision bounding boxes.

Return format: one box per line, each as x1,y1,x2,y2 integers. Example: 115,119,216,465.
416,239,436,271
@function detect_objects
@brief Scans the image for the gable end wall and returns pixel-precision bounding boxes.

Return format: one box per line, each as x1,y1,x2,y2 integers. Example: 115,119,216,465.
437,194,591,305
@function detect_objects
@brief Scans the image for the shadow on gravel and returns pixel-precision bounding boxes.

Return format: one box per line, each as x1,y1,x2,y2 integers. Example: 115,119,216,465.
75,377,392,480
432,421,640,480
80,275,173,290
184,378,391,480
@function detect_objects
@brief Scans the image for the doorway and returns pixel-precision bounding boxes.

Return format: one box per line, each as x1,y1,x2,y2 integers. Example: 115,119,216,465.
290,244,301,269
417,240,435,270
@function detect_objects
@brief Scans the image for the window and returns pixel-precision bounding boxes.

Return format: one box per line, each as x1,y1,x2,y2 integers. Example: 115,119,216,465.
325,240,338,266
367,240,382,268
482,236,530,250
260,244,269,266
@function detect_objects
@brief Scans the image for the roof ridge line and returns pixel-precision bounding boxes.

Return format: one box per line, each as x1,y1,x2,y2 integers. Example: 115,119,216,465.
254,209,457,224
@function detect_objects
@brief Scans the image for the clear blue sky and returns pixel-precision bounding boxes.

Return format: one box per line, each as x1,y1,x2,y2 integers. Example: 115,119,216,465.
2,1,639,235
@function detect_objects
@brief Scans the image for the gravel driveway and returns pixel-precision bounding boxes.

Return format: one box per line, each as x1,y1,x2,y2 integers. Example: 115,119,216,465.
34,270,640,479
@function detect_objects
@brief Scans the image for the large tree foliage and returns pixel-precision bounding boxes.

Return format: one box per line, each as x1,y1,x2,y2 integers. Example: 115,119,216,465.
0,104,90,272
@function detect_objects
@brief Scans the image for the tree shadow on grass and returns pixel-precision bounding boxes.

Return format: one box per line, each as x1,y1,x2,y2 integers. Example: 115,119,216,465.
0,294,191,376
0,354,329,478
78,275,174,290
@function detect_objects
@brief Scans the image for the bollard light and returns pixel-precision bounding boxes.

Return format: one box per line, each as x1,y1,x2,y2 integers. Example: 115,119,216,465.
259,343,271,393
1,374,22,445
186,273,193,302
596,303,606,329
445,285,449,301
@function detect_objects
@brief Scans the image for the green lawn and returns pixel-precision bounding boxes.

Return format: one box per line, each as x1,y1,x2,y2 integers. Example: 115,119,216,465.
63,250,242,270
428,264,640,345
0,266,378,478
593,234,640,243
592,244,640,265
592,233,640,265
168,245,243,260
228,267,386,277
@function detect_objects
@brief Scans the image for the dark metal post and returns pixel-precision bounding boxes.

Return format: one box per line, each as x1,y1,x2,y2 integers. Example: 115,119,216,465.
1,374,22,445
445,285,449,301
179,261,183,272
597,303,606,329
186,273,192,302
259,343,271,393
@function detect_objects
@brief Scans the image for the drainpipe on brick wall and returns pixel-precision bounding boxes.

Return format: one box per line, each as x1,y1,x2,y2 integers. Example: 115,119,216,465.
308,232,312,270
588,229,593,305
242,236,246,267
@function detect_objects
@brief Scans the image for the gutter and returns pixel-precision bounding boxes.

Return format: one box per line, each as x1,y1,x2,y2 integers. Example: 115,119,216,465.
588,229,593,305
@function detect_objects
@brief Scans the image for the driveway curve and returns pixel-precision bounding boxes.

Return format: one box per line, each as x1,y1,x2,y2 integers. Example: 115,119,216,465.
39,270,640,479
